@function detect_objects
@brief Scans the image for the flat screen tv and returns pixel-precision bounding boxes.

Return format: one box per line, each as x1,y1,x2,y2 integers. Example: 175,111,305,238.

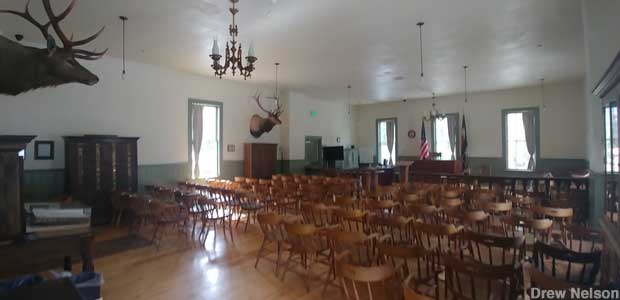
323,146,344,161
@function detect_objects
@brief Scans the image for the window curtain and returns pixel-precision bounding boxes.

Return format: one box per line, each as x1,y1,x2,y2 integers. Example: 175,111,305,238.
522,111,536,170
191,105,204,179
447,115,458,160
386,120,395,165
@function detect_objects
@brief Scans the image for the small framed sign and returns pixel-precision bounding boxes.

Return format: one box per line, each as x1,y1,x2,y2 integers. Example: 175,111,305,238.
407,130,417,139
227,144,236,153
34,141,54,160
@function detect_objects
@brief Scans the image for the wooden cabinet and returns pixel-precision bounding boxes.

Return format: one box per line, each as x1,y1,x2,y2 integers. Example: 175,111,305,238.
244,143,277,179
0,136,35,242
64,135,139,225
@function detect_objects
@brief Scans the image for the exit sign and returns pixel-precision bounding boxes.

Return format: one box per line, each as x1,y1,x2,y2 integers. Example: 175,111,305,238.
310,110,318,117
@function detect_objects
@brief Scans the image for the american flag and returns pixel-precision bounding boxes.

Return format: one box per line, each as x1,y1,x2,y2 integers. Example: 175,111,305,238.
461,115,468,169
419,121,430,160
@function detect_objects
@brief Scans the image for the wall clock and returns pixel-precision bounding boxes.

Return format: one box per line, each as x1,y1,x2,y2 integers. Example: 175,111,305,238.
407,130,417,139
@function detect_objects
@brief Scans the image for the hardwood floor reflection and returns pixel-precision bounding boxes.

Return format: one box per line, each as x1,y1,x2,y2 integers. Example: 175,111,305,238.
93,224,342,300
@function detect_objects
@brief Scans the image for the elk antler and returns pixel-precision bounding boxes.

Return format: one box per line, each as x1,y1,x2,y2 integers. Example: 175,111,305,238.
253,91,284,117
0,0,52,41
1,0,107,60
253,92,271,115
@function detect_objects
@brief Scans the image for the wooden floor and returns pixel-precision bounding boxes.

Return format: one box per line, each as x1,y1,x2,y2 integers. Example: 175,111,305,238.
92,221,343,300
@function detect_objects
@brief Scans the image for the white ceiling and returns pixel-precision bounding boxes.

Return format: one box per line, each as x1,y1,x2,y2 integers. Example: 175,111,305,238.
0,0,585,103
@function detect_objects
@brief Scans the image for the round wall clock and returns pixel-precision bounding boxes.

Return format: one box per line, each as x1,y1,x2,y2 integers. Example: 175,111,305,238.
407,130,417,139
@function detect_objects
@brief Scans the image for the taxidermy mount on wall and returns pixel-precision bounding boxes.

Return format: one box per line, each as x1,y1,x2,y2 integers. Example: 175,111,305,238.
249,92,283,138
0,0,107,96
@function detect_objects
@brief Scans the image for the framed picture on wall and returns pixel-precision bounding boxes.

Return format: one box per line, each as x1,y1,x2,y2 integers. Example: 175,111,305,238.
34,141,54,160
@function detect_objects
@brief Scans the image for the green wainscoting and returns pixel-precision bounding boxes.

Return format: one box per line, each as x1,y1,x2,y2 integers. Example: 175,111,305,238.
589,172,606,227
138,162,190,190
23,169,65,202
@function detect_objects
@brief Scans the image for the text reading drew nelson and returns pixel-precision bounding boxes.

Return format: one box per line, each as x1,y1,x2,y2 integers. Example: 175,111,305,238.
529,288,620,299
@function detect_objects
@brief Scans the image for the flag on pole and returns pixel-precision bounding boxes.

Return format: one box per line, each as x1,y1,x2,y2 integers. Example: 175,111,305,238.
461,114,468,169
420,121,430,160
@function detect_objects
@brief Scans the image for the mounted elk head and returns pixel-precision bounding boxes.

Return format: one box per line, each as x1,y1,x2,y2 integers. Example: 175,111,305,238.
249,92,283,138
0,0,107,96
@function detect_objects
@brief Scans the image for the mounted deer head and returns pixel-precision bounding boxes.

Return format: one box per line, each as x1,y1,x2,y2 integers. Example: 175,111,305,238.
249,92,283,138
0,0,107,96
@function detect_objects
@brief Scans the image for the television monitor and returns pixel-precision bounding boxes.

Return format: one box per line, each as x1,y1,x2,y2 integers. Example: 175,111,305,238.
323,146,344,161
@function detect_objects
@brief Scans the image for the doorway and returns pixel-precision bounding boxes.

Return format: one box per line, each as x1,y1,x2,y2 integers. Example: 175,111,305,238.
304,136,322,166
188,99,223,179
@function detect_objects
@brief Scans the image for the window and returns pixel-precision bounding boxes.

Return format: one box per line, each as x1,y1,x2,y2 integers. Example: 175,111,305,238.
503,108,539,171
189,100,222,179
376,118,397,165
432,114,459,160
605,103,618,174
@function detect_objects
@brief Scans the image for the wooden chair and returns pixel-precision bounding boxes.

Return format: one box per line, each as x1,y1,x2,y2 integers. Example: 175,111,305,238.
462,231,525,267
128,194,152,234
255,212,286,275
522,262,579,300
335,209,369,233
565,224,604,253
407,204,439,224
337,253,404,300
534,206,573,243
178,194,201,236
443,253,518,300
150,200,188,250
378,243,441,299
301,202,336,228
281,223,330,292
199,197,234,244
110,190,131,227
482,201,512,227
335,196,357,210
366,199,400,216
368,215,415,245
461,210,490,233
235,191,265,232
414,222,463,259
532,241,601,285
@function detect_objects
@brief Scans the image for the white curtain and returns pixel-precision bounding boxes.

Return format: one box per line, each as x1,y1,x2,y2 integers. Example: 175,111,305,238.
386,120,395,165
447,115,458,160
191,105,204,179
522,111,536,170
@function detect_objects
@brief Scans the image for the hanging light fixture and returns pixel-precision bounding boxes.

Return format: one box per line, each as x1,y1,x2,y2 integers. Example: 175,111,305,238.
268,62,280,104
540,78,546,112
119,16,128,78
463,65,469,103
416,22,428,90
347,85,352,115
423,92,445,122
210,0,257,79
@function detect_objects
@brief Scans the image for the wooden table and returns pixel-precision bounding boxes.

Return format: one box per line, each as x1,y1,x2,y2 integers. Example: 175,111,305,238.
0,229,94,279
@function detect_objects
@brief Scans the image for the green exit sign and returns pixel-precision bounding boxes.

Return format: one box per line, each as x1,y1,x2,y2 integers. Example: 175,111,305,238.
310,110,318,117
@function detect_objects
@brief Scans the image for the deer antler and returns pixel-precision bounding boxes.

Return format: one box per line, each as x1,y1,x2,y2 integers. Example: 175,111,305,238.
0,0,52,41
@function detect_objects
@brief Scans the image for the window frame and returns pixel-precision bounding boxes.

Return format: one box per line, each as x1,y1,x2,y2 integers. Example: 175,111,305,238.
188,98,224,178
604,101,618,175
430,113,460,160
375,117,398,164
502,107,540,172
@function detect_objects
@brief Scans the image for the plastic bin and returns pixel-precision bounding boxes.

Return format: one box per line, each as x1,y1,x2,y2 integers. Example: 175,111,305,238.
53,271,103,300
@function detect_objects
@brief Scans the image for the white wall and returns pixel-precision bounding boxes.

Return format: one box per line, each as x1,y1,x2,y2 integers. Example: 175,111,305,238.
284,91,354,160
353,79,587,162
582,0,620,173
0,55,281,170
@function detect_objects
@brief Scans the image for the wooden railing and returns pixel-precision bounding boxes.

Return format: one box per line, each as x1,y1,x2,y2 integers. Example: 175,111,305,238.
411,172,590,222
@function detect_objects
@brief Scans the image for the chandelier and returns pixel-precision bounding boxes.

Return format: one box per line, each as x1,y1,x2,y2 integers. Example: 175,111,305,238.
210,0,257,79
423,93,446,122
